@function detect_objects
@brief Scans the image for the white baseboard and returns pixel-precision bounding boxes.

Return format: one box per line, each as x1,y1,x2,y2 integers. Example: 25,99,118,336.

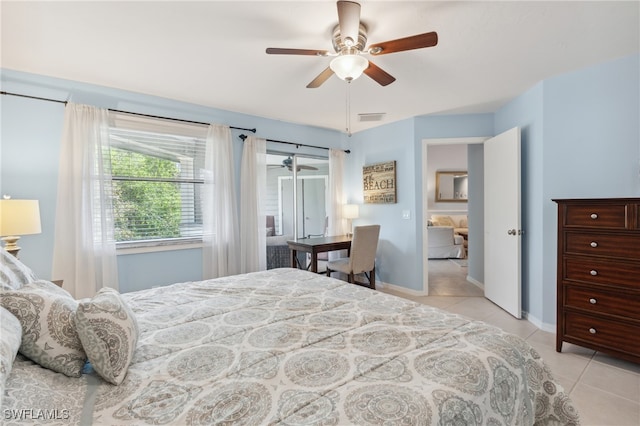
522,311,556,333
377,281,428,297
466,276,484,290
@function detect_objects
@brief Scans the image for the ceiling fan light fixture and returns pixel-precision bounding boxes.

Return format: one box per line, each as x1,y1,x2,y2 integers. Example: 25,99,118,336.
330,54,368,81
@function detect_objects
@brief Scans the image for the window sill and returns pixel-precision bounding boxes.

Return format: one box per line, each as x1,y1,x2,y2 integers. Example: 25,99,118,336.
117,239,204,255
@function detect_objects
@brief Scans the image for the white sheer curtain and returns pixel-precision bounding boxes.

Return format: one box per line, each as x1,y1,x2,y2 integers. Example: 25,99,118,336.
202,124,240,279
52,103,118,299
328,148,347,260
240,136,267,272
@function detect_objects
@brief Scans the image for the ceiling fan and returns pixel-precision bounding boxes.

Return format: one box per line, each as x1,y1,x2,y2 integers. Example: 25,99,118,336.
268,156,318,172
266,0,438,88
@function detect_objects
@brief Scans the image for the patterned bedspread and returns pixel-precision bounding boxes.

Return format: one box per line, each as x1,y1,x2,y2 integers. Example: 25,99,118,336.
3,268,579,425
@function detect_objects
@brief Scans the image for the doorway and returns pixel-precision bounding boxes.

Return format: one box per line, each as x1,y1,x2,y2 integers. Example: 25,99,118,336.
422,129,522,318
422,137,487,296
424,141,482,296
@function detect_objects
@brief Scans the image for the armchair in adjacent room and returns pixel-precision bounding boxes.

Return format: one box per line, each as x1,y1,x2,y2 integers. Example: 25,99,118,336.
427,226,465,259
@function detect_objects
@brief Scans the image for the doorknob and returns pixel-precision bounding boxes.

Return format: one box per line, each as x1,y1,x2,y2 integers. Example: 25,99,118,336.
507,229,517,235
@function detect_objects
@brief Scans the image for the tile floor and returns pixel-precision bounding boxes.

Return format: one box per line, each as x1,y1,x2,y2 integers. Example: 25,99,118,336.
380,260,640,426
428,259,484,296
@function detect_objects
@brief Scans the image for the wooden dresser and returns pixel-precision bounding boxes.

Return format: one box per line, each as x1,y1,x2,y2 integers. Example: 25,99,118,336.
554,198,640,364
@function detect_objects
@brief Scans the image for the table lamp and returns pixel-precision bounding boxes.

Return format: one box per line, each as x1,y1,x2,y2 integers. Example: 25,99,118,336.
0,197,42,257
343,204,359,237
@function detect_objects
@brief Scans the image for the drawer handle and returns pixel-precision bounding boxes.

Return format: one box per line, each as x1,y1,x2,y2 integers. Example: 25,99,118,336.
589,298,597,304
590,241,598,248
589,328,597,334
590,270,598,276
590,213,598,219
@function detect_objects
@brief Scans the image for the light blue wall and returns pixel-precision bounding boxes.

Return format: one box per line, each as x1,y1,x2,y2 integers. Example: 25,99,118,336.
467,143,484,284
541,53,640,324
542,53,640,200
1,70,344,292
495,53,640,326
0,95,64,279
344,119,422,289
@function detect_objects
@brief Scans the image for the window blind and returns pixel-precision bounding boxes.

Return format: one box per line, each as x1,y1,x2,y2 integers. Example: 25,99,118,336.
106,113,208,246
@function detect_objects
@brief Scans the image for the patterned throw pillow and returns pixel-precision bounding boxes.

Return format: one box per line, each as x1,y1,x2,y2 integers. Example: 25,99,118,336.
0,248,37,290
431,215,455,228
75,287,139,385
0,280,86,377
0,307,22,406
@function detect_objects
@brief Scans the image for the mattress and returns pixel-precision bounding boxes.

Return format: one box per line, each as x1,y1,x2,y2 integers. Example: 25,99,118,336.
2,268,579,425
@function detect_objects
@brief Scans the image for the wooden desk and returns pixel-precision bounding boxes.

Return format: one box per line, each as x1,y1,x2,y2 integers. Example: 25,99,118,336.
287,235,351,273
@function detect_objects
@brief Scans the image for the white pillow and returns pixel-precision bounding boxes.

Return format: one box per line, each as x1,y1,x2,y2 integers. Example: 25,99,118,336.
431,215,455,228
0,307,22,406
0,248,37,291
0,280,86,377
75,287,139,385
450,214,468,228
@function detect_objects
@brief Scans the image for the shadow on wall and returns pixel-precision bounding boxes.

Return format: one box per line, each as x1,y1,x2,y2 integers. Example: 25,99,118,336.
375,238,392,284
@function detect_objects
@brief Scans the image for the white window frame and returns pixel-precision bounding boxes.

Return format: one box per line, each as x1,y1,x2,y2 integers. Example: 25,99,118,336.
107,113,209,252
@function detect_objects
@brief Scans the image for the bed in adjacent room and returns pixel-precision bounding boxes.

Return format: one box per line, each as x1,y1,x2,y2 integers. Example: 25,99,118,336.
1,250,579,425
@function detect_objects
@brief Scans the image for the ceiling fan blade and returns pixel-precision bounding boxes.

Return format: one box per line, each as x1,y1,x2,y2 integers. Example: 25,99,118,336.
298,165,319,171
369,31,438,55
363,61,396,86
337,1,361,47
266,48,329,56
306,67,335,88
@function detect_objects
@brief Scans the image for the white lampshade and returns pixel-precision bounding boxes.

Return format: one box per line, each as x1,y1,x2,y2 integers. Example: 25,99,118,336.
343,204,359,219
330,55,369,81
0,199,42,236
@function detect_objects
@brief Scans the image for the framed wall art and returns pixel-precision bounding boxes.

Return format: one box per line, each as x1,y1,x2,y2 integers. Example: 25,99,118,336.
363,160,396,204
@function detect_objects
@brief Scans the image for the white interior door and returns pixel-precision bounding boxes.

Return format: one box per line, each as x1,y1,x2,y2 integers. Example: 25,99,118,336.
484,127,522,318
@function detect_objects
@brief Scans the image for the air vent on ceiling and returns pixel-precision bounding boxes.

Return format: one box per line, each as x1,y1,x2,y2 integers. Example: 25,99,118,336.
358,113,386,122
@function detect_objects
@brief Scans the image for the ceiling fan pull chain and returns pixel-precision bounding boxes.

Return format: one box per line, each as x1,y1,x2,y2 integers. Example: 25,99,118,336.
346,81,352,137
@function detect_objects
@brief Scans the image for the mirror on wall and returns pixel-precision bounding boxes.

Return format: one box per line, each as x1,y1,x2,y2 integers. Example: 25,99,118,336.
436,171,468,202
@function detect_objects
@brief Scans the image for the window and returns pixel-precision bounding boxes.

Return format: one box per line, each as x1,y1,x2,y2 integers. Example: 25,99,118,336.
107,114,207,248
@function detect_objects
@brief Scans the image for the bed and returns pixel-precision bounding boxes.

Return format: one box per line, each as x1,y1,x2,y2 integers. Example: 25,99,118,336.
266,215,292,269
1,252,579,425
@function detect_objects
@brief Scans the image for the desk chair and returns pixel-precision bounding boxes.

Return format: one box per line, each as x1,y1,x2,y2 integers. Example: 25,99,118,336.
326,225,380,289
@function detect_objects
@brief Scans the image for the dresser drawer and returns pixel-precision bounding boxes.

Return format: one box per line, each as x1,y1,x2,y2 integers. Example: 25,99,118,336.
564,204,628,229
565,232,640,260
564,257,640,290
564,311,640,356
565,286,640,321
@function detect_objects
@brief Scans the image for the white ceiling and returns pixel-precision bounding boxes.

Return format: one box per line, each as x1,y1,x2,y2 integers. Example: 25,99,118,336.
2,1,639,134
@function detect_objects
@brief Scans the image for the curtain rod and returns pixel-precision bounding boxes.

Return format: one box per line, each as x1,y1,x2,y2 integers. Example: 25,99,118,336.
1,91,256,133
239,134,350,154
